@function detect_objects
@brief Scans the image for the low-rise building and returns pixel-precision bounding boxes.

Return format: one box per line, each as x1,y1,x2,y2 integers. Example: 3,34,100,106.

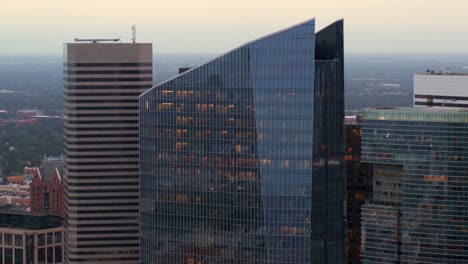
30,156,64,218
0,184,30,211
0,212,64,264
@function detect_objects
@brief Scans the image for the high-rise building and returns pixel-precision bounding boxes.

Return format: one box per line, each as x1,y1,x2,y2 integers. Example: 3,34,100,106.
345,116,372,264
140,18,345,263
63,42,152,263
361,108,468,264
30,156,65,217
414,72,468,109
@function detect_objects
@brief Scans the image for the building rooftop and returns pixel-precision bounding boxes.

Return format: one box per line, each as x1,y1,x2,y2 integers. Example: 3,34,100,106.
363,107,468,123
0,211,62,230
39,156,64,182
416,70,468,76
366,107,468,112
345,115,361,125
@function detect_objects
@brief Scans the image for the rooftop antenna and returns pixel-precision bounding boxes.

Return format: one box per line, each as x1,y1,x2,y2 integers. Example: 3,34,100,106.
132,25,136,43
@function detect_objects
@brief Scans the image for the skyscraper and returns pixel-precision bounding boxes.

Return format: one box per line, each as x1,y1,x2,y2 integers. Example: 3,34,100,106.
345,116,372,264
140,18,344,263
361,108,468,263
63,42,152,263
414,72,468,109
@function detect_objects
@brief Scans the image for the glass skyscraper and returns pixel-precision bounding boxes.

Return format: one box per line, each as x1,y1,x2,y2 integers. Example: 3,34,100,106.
140,18,344,263
361,108,468,264
345,116,373,264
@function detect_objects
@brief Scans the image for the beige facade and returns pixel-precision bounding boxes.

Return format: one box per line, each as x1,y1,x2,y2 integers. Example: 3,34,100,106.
0,226,64,264
63,43,152,264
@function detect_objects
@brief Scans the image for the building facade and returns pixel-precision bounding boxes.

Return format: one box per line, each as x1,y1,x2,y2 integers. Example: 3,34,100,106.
414,73,468,109
140,19,345,263
361,108,468,263
63,42,152,263
30,156,65,218
345,116,372,264
0,213,64,264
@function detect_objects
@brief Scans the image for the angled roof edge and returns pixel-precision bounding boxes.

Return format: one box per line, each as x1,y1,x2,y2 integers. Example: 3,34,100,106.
317,19,343,33
315,19,344,61
140,18,316,98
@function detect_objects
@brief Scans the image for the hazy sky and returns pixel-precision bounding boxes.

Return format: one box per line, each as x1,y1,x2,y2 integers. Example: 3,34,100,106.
1,0,467,54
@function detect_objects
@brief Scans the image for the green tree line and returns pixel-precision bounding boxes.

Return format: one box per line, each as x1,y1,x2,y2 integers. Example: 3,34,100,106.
0,120,63,177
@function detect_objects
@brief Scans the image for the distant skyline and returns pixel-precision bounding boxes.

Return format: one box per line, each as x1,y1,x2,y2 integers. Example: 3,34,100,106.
1,0,468,54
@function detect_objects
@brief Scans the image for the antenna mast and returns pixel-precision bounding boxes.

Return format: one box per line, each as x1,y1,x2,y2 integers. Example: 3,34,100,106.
132,25,136,43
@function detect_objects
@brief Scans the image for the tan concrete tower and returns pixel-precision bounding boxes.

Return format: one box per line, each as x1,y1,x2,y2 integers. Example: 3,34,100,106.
63,42,152,264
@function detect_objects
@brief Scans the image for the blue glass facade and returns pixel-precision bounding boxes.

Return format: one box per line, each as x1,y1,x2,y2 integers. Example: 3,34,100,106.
361,108,468,264
140,19,344,263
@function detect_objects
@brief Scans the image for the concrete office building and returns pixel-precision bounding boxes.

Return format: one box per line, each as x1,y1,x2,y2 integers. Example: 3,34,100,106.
414,72,468,108
63,42,152,263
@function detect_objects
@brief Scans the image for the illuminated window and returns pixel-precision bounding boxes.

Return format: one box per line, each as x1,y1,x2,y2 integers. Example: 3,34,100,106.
424,175,447,182
280,226,305,235
176,129,187,137
176,142,188,150
235,145,241,153
176,194,187,203
156,102,173,110
161,90,173,96
239,172,256,180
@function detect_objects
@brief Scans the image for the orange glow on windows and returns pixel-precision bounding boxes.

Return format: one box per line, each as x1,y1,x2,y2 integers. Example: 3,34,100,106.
156,102,173,110
235,145,241,153
355,194,364,200
176,194,187,203
280,226,305,235
238,171,256,180
176,142,188,150
176,129,187,137
424,175,447,182
176,90,194,98
176,116,193,124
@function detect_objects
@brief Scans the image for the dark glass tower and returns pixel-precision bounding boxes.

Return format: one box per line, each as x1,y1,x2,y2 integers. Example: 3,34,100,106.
140,19,344,263
345,117,372,264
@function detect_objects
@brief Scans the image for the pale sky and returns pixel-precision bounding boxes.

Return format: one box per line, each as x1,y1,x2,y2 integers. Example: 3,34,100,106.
1,0,467,54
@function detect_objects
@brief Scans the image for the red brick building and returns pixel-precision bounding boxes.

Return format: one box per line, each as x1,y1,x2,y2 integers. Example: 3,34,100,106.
30,156,64,218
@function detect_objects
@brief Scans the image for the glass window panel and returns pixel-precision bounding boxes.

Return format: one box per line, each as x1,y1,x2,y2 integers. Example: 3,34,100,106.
37,234,45,246
4,233,12,246
14,235,22,247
